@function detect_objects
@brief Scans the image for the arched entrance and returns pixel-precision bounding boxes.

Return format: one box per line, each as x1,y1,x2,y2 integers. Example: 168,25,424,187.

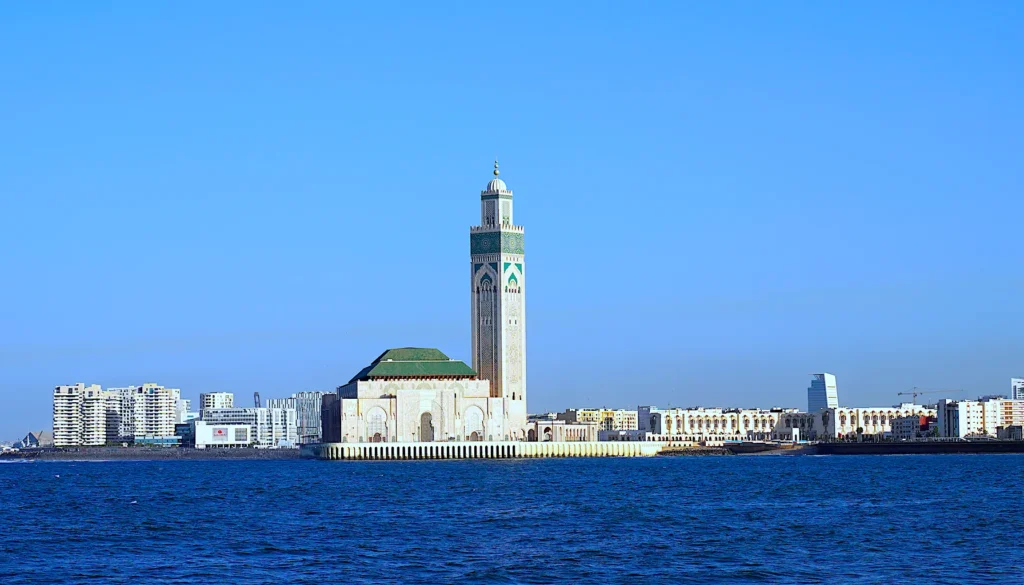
371,433,383,443
419,412,434,442
527,428,537,442
469,431,482,442
543,427,552,442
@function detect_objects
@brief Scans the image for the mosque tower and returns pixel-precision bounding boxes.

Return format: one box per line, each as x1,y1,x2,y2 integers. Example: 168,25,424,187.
470,160,527,435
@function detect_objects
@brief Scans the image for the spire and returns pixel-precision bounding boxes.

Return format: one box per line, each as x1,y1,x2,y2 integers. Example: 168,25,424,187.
493,159,500,177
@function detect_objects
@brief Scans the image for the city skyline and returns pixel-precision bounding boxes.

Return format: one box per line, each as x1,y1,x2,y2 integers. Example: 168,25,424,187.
2,3,1023,438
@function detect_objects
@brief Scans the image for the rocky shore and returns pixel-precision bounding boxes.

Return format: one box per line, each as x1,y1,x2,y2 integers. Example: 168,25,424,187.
0,447,301,461
657,446,733,456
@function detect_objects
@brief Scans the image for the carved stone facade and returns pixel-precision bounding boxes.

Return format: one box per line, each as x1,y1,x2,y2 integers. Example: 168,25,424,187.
471,161,527,437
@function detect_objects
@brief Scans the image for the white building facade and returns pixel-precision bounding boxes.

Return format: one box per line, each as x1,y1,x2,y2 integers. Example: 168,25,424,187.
323,348,514,443
192,421,252,449
1012,378,1024,401
53,383,122,447
116,383,181,444
199,392,234,412
470,161,527,436
638,406,800,442
559,408,638,431
936,398,1024,438
201,407,297,448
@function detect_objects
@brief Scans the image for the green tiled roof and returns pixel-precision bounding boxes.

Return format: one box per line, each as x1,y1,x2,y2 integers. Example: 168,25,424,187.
347,347,478,383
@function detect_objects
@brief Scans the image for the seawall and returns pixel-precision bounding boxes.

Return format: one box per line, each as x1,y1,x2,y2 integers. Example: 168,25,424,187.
301,441,665,460
815,441,1024,455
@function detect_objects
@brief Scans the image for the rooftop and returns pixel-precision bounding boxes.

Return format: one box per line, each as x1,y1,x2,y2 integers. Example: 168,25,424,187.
347,348,478,383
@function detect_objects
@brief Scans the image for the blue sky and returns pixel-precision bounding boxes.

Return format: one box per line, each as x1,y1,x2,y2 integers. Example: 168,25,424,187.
1,2,1022,438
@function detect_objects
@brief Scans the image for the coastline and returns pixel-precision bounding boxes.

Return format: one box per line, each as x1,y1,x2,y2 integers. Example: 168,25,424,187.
1,447,301,461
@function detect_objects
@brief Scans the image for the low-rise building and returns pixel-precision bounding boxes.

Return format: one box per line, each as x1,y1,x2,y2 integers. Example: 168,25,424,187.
997,425,1023,441
891,415,935,440
558,408,638,431
937,398,1024,438
191,421,252,449
638,406,799,442
201,407,297,448
524,415,598,442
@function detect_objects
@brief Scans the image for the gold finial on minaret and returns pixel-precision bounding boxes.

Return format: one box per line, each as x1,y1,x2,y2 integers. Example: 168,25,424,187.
493,159,500,177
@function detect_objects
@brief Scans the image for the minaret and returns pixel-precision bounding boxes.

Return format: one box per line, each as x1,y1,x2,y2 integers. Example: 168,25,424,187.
470,160,527,437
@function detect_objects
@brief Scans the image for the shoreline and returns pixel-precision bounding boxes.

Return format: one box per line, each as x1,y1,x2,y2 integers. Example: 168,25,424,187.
1,448,301,461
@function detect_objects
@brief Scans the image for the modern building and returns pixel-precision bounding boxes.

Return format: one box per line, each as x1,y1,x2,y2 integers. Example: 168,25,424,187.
17,430,54,449
469,160,528,434
937,397,1024,438
52,383,121,447
558,408,638,431
1012,378,1024,401
175,399,197,423
321,348,513,443
199,392,234,412
267,391,327,444
190,421,253,449
116,383,181,444
200,407,297,448
807,373,839,412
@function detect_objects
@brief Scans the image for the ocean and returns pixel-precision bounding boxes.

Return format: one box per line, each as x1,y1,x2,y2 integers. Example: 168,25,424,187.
1,455,1021,584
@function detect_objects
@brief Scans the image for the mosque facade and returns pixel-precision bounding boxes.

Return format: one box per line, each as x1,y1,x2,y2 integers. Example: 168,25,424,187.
321,164,527,443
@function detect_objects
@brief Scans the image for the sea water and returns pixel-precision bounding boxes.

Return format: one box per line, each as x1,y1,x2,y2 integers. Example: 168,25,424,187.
1,455,1021,584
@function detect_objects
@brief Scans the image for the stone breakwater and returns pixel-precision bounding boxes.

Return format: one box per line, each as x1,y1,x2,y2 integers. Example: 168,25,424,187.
658,446,732,456
302,441,666,460
1,447,301,461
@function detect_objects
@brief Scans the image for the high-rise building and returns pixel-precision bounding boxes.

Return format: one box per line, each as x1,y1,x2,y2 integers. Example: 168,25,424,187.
807,373,839,412
470,160,527,433
53,383,121,447
267,392,326,444
199,392,234,412
1012,378,1024,400
116,383,181,443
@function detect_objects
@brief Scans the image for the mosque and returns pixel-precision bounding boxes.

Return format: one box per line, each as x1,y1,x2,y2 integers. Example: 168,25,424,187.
321,162,529,443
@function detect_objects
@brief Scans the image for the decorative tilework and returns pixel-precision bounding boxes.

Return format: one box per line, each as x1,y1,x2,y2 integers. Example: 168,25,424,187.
470,231,525,255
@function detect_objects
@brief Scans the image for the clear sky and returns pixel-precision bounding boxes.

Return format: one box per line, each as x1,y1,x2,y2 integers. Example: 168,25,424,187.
1,2,1022,439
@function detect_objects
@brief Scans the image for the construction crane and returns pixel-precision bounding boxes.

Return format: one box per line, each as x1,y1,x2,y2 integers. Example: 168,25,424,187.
897,387,963,404
254,392,261,408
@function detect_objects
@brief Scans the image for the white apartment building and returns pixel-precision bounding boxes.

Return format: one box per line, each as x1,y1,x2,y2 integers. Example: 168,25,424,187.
113,383,181,442
558,408,638,431
267,391,327,444
200,407,297,448
1012,378,1024,401
937,397,1024,438
53,383,121,447
200,392,234,412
